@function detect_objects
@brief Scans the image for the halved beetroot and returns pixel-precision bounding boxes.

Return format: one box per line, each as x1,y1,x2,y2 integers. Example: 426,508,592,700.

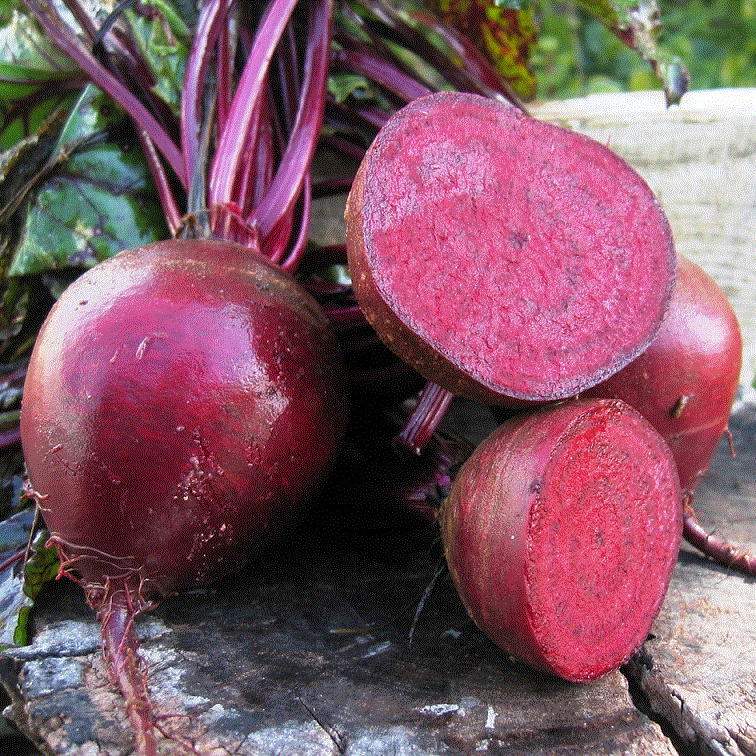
440,399,682,682
345,91,676,405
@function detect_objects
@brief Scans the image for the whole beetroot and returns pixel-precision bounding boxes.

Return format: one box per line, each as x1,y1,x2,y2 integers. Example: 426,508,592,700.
585,255,742,494
583,256,755,574
440,399,682,682
21,238,346,753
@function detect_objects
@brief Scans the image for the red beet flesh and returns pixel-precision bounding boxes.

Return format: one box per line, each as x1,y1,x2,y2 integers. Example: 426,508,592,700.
21,238,346,602
345,91,676,405
585,255,742,494
440,399,682,682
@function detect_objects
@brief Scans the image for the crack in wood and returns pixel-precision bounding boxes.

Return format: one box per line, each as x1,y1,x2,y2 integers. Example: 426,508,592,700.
627,626,751,756
297,696,347,754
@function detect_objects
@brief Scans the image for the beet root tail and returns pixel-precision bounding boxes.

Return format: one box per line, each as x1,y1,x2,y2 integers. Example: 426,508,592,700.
100,587,159,756
683,494,756,576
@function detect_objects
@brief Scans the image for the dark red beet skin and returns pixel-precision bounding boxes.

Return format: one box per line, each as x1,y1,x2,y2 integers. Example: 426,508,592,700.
440,399,682,682
345,91,676,405
21,238,347,606
584,256,742,494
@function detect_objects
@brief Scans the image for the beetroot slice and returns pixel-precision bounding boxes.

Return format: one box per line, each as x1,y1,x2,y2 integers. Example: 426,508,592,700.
345,92,676,405
440,399,682,682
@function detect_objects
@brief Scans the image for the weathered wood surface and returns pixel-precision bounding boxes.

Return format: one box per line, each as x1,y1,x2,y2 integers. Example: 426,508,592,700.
0,395,754,756
530,88,756,389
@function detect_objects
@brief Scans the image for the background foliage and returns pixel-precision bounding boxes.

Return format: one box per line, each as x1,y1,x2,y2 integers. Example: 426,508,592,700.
531,0,756,98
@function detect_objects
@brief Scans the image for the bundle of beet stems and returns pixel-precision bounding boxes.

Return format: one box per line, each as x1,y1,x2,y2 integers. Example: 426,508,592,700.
10,0,756,749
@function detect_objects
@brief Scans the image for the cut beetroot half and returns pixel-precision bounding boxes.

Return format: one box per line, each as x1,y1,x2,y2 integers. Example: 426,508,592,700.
440,399,683,682
345,92,676,405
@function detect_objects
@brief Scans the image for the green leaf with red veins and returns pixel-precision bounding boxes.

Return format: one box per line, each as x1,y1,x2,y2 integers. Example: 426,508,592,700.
430,0,538,100
123,0,191,118
7,84,168,277
0,6,81,148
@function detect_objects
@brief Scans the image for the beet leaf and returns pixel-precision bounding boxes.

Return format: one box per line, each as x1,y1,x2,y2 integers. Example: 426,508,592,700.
571,0,689,104
0,508,57,649
428,0,539,100
8,84,169,276
0,7,82,148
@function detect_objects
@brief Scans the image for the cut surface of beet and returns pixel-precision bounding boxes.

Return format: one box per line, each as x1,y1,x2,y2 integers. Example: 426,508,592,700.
346,92,676,404
441,399,682,682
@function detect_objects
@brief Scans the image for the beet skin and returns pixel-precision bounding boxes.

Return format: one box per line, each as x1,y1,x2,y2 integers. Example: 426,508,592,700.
21,238,347,606
440,399,682,682
345,91,676,406
584,256,742,493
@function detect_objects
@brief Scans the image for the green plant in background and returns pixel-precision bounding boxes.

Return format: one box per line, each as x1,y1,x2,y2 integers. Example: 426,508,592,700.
427,0,753,100
427,0,690,102
662,0,756,89
531,0,756,99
